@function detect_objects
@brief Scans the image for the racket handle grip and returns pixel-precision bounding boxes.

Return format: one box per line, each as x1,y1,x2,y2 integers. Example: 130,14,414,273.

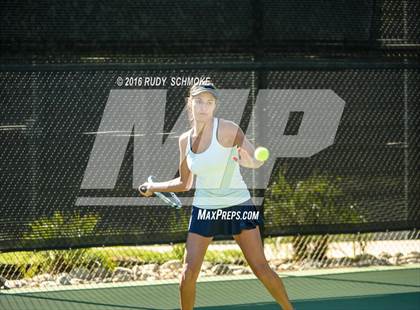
139,185,147,194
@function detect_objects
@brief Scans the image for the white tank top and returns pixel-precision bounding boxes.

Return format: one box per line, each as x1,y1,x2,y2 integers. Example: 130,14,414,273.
186,118,251,209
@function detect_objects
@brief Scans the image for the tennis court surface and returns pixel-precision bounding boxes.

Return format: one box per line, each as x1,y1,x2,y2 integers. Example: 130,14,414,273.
1,266,419,310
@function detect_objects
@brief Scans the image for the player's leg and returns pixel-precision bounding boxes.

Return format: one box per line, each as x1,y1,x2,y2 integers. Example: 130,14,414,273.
233,226,294,310
179,232,213,310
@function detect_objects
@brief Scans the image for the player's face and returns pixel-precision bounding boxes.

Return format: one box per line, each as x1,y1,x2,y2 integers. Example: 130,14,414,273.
191,92,216,122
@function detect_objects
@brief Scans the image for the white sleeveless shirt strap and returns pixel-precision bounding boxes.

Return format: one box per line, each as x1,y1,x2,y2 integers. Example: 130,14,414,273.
212,117,218,143
186,129,192,154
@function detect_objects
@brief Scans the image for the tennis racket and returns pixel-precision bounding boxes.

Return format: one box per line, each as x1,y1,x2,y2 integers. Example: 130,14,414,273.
139,176,182,209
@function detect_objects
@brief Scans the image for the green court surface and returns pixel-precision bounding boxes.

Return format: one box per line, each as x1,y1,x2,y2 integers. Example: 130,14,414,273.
1,267,419,310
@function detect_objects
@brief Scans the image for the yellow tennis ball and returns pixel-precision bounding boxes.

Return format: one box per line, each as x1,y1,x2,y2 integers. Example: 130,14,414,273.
254,147,270,161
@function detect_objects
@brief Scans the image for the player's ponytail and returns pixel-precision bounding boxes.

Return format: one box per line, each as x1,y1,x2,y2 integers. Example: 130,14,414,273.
186,96,194,127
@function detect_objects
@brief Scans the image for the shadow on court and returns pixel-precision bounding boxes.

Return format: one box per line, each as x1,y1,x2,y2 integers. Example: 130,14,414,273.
1,268,418,310
2,291,419,310
195,292,420,310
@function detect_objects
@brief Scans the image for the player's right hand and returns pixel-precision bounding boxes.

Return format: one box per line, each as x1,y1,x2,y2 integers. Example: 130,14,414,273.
138,182,153,197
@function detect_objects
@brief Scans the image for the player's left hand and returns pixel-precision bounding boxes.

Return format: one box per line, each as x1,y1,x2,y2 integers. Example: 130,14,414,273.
233,147,264,168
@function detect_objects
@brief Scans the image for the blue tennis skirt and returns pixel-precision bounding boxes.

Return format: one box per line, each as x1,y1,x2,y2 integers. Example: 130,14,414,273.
188,199,263,237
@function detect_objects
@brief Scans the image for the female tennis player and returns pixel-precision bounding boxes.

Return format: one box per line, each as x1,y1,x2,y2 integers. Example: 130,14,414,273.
139,82,294,310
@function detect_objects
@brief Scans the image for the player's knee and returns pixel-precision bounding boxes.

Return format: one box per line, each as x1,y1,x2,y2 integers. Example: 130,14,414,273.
179,264,200,288
252,262,273,280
